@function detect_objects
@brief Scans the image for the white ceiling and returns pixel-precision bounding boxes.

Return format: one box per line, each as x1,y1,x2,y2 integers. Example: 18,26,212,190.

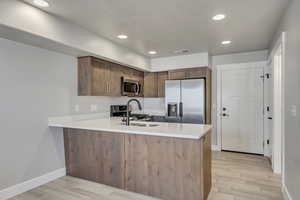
22,0,289,57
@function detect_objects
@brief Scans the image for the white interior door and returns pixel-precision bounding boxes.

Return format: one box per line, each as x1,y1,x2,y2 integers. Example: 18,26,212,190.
221,64,264,154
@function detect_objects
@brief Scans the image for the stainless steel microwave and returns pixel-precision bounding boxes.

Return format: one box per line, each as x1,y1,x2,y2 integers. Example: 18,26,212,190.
121,77,141,96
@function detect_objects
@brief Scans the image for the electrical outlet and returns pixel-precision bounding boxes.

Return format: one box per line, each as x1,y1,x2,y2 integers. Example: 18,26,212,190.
90,104,98,112
75,105,80,113
291,105,297,117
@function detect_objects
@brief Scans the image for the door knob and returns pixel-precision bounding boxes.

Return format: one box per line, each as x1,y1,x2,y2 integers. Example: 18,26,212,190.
222,113,229,117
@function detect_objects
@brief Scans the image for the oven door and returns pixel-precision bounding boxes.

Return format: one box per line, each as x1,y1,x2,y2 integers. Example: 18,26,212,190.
122,78,140,96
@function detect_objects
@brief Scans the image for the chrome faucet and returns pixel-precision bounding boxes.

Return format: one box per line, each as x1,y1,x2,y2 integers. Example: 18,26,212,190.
126,99,142,126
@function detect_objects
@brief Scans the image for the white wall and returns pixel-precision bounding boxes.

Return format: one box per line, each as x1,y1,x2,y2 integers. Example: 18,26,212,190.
69,97,165,116
211,50,268,145
0,38,75,191
0,37,167,193
0,0,150,71
151,52,209,71
272,0,300,199
0,38,157,194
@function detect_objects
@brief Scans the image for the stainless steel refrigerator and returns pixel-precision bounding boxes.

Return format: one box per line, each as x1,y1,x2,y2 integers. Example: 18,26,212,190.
165,79,205,124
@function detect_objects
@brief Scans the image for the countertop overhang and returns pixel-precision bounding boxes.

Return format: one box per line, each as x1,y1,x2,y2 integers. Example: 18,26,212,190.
49,117,212,139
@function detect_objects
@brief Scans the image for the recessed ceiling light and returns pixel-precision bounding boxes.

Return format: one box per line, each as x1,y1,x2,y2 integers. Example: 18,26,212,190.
117,35,128,39
212,14,226,21
33,0,50,7
148,51,157,55
222,40,232,45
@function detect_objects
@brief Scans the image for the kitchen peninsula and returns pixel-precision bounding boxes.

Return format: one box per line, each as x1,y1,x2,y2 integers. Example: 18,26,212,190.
49,118,212,200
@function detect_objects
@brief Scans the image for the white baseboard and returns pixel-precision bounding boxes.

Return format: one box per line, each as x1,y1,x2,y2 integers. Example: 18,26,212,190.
212,145,221,151
0,168,66,200
282,184,293,200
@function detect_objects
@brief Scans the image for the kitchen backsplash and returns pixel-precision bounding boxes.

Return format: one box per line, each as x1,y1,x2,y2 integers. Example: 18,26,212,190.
71,96,165,116
143,98,165,115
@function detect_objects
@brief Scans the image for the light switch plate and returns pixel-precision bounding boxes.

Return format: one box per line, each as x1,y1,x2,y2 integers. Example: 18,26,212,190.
291,105,297,117
75,105,80,113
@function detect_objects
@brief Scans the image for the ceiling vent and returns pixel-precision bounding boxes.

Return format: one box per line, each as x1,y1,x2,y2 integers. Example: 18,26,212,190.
173,49,190,54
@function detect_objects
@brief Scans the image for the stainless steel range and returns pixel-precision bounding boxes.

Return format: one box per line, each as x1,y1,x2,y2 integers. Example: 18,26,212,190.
110,105,166,122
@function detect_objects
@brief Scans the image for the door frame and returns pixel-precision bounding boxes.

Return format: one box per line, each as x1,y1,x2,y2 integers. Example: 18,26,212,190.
268,32,286,175
216,61,267,153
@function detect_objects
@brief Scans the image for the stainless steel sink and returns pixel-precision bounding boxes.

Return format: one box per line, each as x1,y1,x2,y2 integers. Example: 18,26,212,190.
121,122,160,127
148,124,160,127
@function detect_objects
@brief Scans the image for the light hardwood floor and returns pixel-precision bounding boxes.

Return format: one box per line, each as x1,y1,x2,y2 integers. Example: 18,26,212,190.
10,151,283,200
209,151,283,200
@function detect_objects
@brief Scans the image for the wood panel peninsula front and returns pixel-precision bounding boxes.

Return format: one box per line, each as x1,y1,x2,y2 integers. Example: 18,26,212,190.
50,118,212,200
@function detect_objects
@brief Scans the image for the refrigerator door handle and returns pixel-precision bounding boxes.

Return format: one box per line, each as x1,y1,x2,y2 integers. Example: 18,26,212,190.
179,102,183,117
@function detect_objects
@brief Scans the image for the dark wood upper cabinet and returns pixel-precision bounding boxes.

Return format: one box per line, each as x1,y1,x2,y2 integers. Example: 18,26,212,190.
108,63,123,96
92,59,111,96
186,67,207,78
78,57,110,96
168,69,187,80
144,71,168,98
157,71,168,97
143,72,158,97
168,67,210,80
78,57,210,115
78,57,93,96
78,57,143,97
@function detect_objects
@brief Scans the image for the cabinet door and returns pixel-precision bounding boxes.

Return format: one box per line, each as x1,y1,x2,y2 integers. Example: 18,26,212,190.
157,71,168,97
168,69,187,80
186,67,207,78
64,129,125,189
78,57,93,96
108,63,122,96
144,72,158,97
91,59,110,96
124,134,203,200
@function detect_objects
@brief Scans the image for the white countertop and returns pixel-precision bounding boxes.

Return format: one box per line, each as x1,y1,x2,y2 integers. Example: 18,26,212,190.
49,117,212,139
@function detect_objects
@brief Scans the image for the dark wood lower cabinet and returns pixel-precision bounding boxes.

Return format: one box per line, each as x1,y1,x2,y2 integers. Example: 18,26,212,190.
125,135,204,200
202,131,212,200
63,129,125,188
63,128,212,200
